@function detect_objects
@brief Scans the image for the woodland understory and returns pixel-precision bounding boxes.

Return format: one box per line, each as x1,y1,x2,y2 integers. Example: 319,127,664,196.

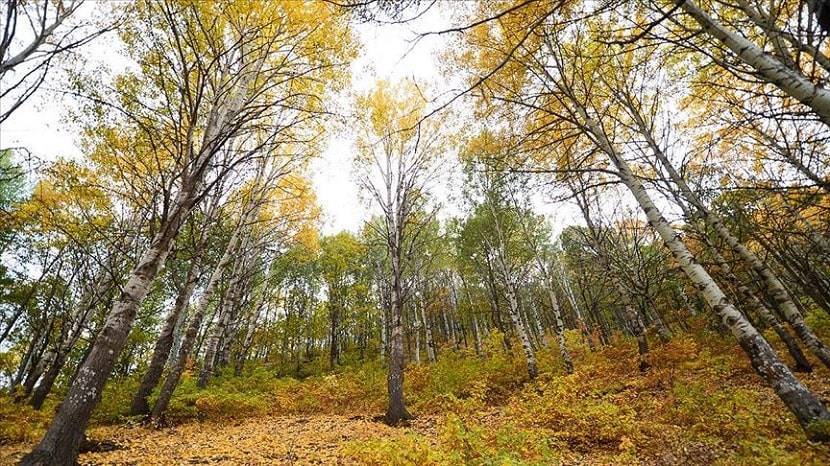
3,326,830,465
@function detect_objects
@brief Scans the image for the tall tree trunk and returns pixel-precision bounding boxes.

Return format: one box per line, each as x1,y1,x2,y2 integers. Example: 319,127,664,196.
505,281,538,379
420,302,436,363
0,248,67,347
12,319,44,393
413,315,421,364
628,105,830,370
546,284,574,374
19,316,55,398
198,298,233,388
556,259,595,350
584,112,830,437
643,295,672,342
384,252,412,424
471,312,483,355
30,255,124,410
679,0,830,125
130,261,200,416
460,278,484,356
329,298,340,369
486,199,538,379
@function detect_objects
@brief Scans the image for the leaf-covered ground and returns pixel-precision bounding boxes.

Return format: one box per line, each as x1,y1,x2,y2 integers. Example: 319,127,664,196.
1,415,440,465
4,325,830,465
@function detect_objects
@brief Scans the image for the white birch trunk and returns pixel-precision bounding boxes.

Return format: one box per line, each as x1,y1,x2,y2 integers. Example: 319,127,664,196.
680,0,830,124
629,107,830,369
581,113,830,435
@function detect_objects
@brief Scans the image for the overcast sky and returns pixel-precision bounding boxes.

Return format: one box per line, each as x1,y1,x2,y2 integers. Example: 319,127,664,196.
1,3,463,234
1,2,589,238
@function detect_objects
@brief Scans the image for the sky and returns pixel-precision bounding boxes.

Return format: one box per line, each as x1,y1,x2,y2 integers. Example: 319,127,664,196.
1,2,461,235
310,6,456,234
0,2,588,239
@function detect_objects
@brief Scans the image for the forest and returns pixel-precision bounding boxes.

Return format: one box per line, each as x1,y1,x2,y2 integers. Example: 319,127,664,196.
1,0,830,464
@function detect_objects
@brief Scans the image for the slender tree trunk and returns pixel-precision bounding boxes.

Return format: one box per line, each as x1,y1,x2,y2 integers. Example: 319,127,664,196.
471,313,483,355
679,0,830,125
0,250,67,347
546,284,574,374
329,299,340,368
644,295,672,342
30,258,123,410
130,261,200,415
12,321,43,392
461,279,484,356
19,316,55,398
29,350,70,410
484,254,511,350
502,273,538,378
413,316,421,364
448,278,466,350
384,252,412,424
198,299,233,387
557,260,595,350
486,200,538,378
585,113,830,437
420,302,436,362
616,278,650,371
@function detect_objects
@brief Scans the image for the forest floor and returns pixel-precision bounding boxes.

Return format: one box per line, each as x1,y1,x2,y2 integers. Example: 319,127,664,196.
0,414,442,465
4,322,830,465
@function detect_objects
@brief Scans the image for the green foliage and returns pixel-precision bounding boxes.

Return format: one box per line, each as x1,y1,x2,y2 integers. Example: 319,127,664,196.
5,329,830,464
92,376,141,423
0,148,25,211
344,415,561,466
805,308,830,343
0,395,53,444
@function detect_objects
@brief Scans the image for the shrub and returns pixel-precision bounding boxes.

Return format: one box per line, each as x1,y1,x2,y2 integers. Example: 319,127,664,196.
0,395,52,444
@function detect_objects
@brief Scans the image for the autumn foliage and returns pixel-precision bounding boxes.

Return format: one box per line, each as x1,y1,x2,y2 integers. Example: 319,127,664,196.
2,321,829,464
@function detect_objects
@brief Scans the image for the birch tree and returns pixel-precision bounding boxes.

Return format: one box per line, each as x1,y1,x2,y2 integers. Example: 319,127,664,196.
22,1,353,462
355,80,445,424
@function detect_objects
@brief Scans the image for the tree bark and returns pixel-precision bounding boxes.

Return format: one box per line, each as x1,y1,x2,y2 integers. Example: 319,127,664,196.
130,260,200,416
546,285,574,374
420,301,436,362
583,112,830,437
384,252,412,424
680,0,830,125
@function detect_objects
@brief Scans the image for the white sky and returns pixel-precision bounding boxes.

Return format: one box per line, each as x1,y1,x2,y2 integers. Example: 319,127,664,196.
0,2,595,239
311,6,457,234
1,3,463,234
